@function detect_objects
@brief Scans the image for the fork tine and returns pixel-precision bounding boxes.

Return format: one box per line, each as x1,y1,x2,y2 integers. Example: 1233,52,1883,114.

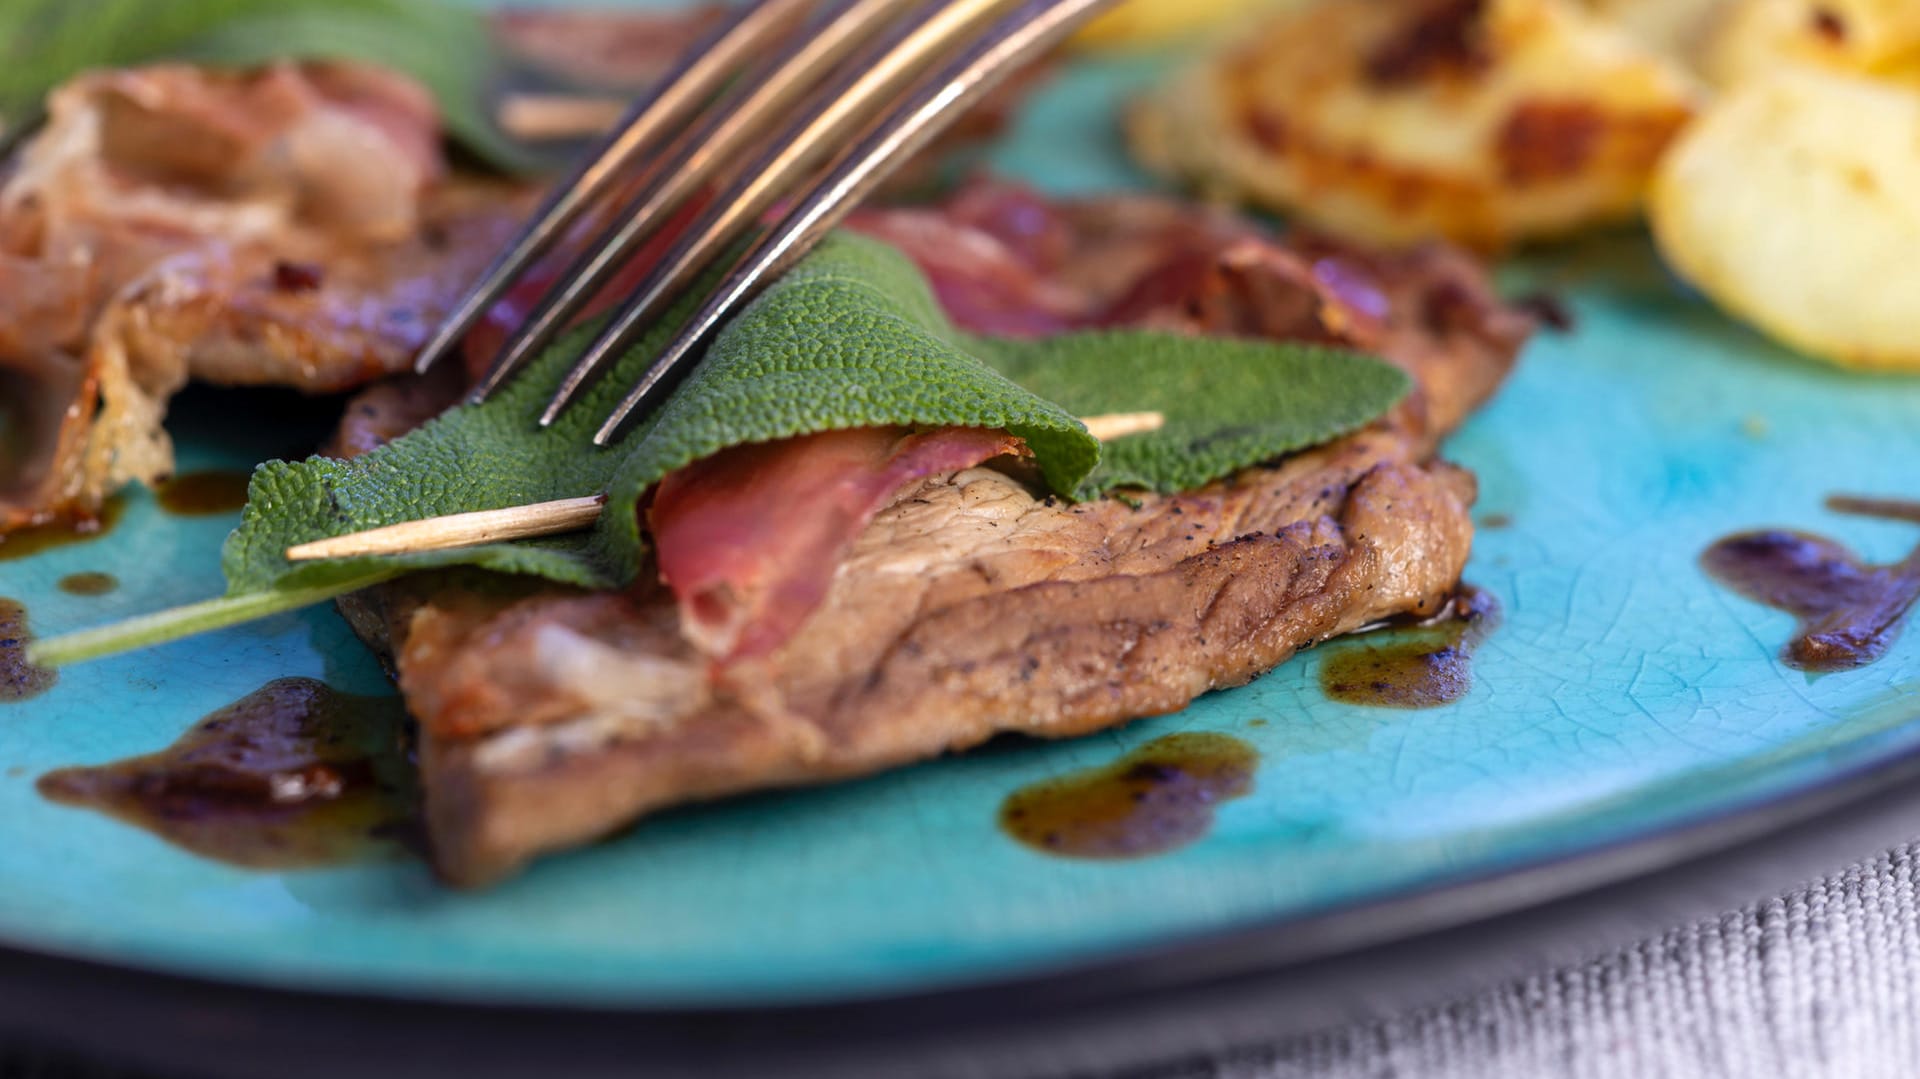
590,0,1119,444
469,0,919,404
411,0,816,376
538,0,1021,426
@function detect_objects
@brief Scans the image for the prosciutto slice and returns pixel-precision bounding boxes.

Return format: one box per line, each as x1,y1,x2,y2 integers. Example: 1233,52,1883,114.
649,426,1023,663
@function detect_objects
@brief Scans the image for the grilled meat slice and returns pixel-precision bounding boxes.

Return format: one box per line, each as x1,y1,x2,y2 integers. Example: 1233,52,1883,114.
374,437,1476,886
336,187,1529,885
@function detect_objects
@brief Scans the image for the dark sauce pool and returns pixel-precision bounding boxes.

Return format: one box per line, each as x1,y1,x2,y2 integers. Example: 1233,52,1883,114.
155,470,252,516
0,496,124,562
1701,496,1920,673
57,571,117,596
37,678,413,868
1320,586,1501,708
999,732,1258,859
0,598,54,703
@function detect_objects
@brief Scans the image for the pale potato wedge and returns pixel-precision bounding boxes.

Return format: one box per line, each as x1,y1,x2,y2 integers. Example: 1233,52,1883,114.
1651,65,1920,372
1129,0,1701,249
1703,0,1920,85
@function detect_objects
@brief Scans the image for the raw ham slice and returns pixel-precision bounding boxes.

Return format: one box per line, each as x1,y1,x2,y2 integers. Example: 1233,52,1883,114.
649,426,1023,663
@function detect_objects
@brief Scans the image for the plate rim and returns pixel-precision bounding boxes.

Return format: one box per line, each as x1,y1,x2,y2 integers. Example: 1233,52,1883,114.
5,699,1920,1077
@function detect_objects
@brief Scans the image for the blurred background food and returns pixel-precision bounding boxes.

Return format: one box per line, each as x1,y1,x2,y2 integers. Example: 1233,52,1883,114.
1653,65,1920,373
1653,0,1920,372
1126,0,1920,372
1128,0,1701,250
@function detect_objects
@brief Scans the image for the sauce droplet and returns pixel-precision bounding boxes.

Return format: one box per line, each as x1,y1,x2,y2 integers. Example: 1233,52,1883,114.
36,678,412,868
155,470,252,516
1321,586,1501,708
1702,497,1920,673
999,732,1257,859
0,598,55,703
0,497,125,562
56,571,117,596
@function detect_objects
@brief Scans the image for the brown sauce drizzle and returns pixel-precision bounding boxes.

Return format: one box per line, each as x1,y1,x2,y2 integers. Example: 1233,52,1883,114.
999,732,1257,858
0,598,55,703
0,496,124,562
37,678,412,868
1701,497,1920,673
1321,586,1501,708
155,470,252,516
57,571,117,596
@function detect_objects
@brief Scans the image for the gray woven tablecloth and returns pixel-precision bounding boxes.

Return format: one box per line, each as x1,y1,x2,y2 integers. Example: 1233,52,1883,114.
11,842,1920,1078
1126,844,1920,1079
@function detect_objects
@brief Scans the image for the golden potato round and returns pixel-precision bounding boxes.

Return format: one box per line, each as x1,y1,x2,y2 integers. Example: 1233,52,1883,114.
1129,0,1701,249
1651,65,1920,372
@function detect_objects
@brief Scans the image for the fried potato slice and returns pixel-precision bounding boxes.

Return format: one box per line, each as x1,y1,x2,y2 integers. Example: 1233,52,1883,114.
1651,65,1920,372
1129,0,1701,249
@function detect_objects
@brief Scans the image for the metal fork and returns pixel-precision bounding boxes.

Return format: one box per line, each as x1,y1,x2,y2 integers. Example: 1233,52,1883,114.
413,0,1118,445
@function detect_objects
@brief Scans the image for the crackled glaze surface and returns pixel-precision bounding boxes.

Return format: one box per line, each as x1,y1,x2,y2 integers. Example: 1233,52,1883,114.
0,10,1917,1007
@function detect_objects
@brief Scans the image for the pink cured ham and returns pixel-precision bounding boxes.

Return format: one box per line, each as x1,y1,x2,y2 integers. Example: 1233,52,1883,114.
649,426,1024,663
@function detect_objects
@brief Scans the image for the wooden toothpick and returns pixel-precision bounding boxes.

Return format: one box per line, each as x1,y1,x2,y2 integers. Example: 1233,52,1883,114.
497,93,628,141
1079,411,1164,441
282,414,1164,563
284,495,607,562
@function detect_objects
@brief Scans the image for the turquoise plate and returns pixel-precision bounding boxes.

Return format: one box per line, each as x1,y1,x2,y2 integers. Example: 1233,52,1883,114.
3,10,1919,1021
